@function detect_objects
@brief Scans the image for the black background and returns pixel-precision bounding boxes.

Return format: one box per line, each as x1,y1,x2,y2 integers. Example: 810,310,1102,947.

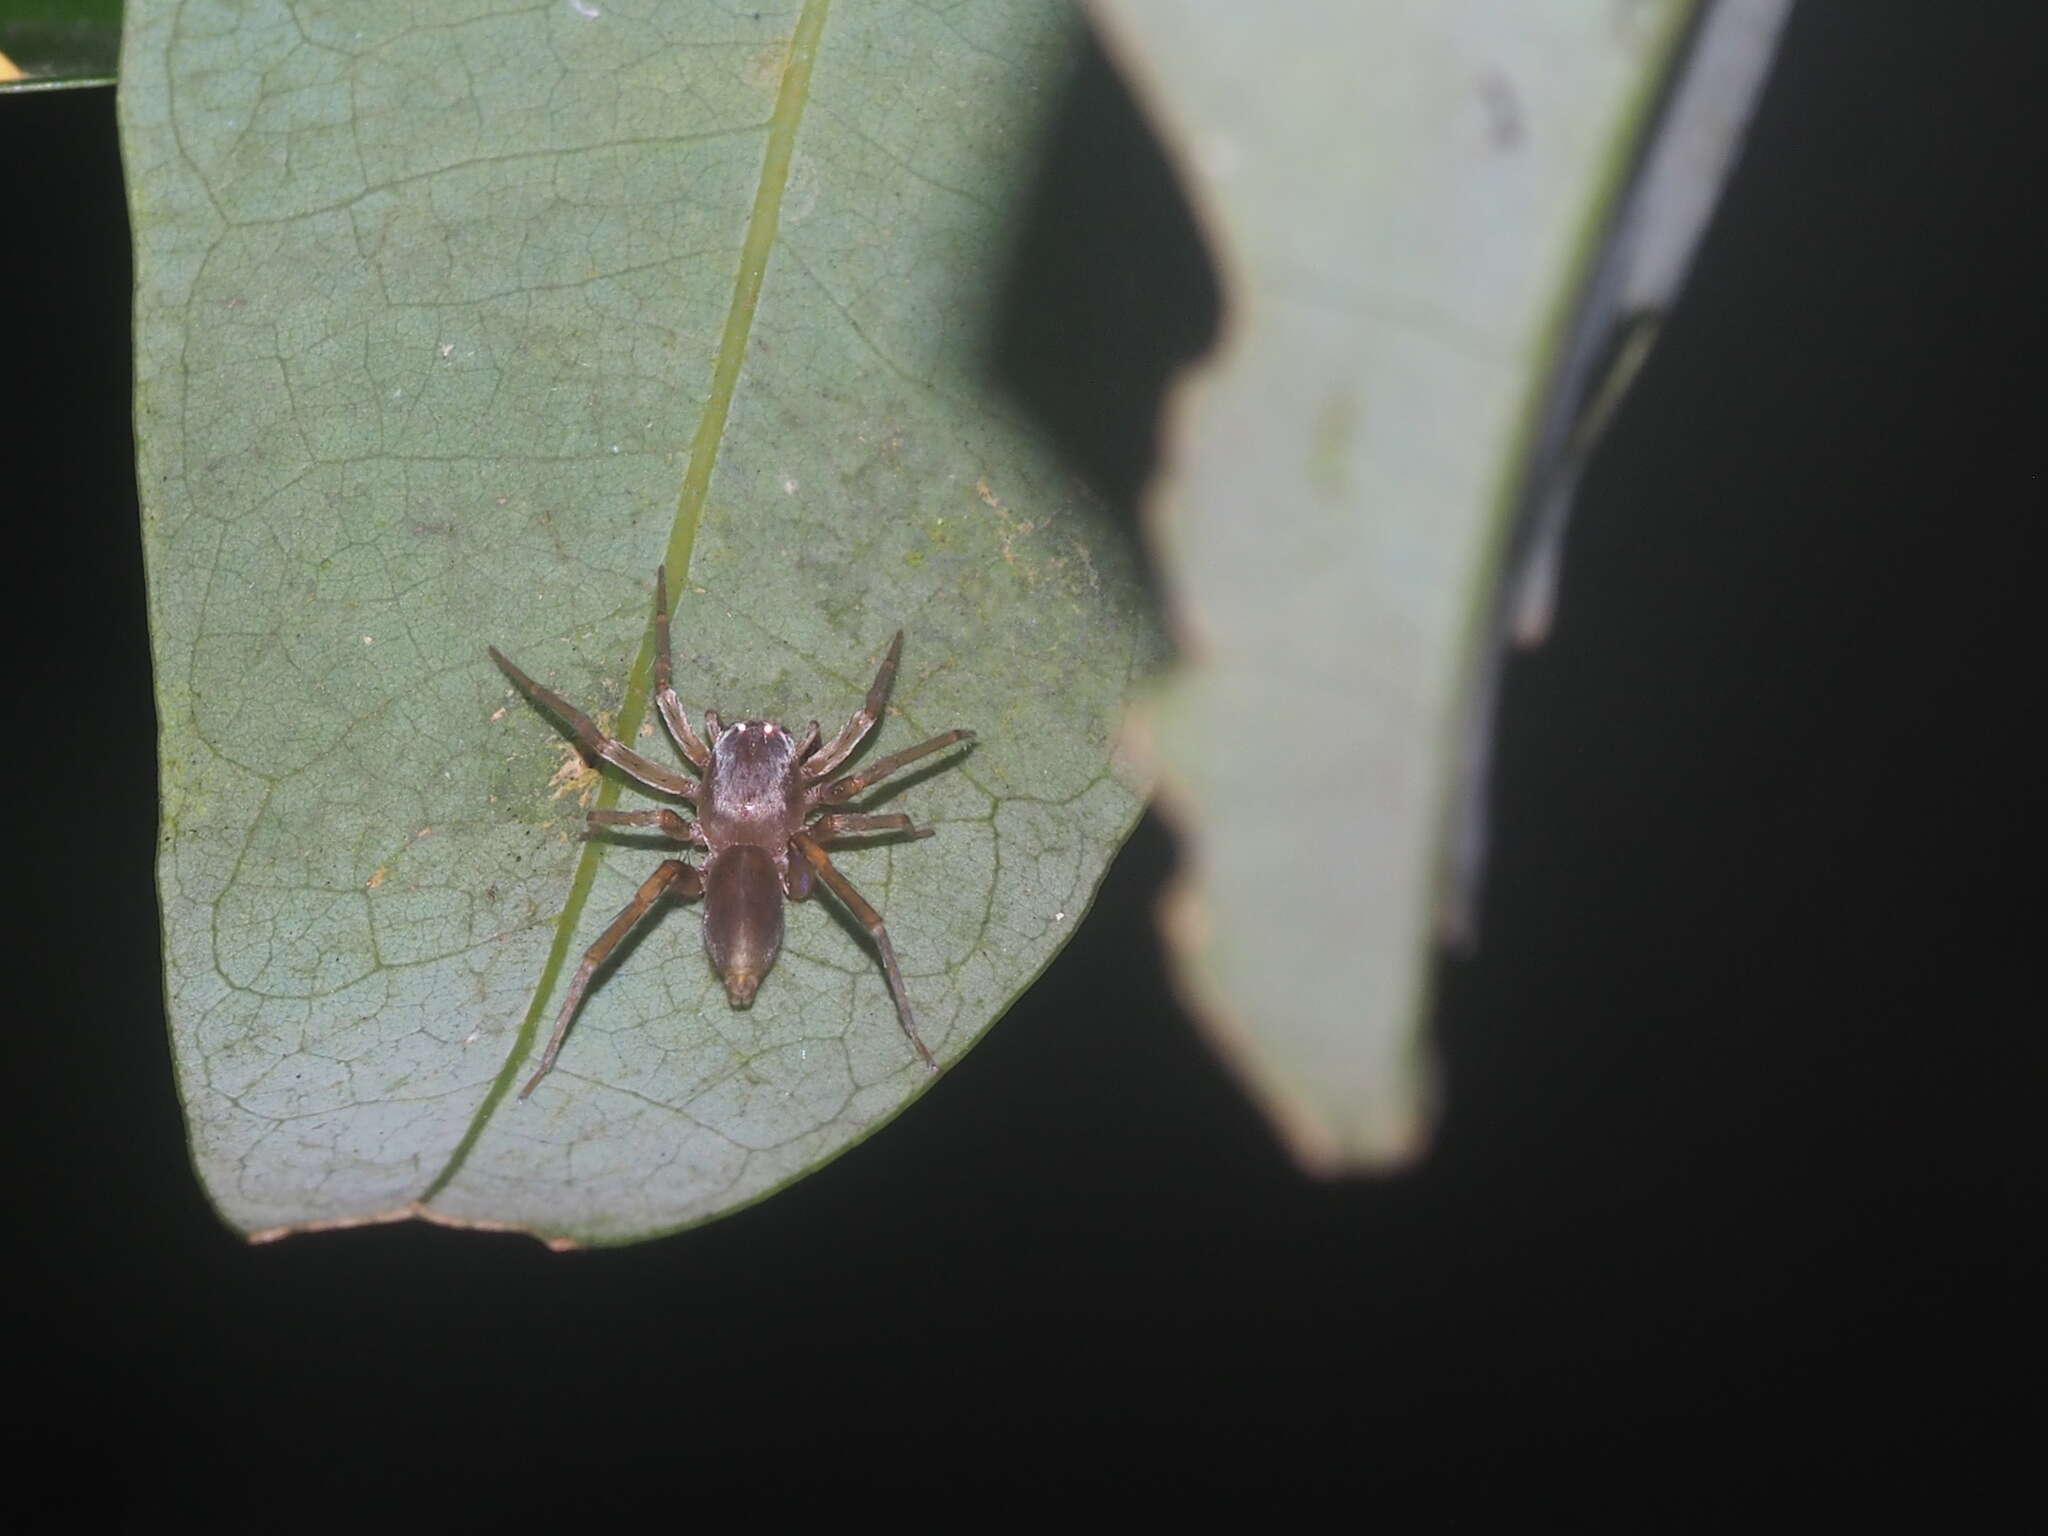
7,2,2043,1519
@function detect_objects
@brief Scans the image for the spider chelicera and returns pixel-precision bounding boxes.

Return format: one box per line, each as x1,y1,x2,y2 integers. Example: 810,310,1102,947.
490,567,975,1099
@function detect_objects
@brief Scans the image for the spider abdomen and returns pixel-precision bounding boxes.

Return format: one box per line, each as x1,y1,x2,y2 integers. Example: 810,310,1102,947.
702,844,784,1007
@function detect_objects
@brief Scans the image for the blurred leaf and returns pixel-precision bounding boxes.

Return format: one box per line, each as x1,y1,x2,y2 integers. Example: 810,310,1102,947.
127,0,1160,1246
0,0,120,91
1094,0,1708,1167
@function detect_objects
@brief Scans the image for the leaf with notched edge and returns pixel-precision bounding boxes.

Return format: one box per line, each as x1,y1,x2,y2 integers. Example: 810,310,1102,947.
1097,0,1765,1168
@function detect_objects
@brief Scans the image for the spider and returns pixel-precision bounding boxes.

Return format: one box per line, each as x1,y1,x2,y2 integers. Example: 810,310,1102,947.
490,567,975,1099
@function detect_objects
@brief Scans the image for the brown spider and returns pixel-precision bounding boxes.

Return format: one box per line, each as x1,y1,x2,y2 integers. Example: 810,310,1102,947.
490,567,974,1099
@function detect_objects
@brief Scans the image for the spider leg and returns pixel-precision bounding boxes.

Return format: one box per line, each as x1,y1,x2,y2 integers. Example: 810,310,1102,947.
813,729,975,807
790,829,938,1073
804,631,903,779
809,812,933,842
586,808,701,843
650,565,711,770
518,857,704,1099
490,645,700,799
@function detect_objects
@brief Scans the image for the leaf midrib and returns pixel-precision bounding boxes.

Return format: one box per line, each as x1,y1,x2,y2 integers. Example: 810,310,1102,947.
416,0,833,1211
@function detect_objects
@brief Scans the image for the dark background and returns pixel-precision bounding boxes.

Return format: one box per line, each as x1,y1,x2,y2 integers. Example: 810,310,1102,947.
8,1,2042,1518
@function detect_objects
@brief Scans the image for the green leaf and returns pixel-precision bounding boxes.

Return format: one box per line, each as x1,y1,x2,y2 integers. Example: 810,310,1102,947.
1093,0,1704,1168
0,0,120,91
127,0,1160,1246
